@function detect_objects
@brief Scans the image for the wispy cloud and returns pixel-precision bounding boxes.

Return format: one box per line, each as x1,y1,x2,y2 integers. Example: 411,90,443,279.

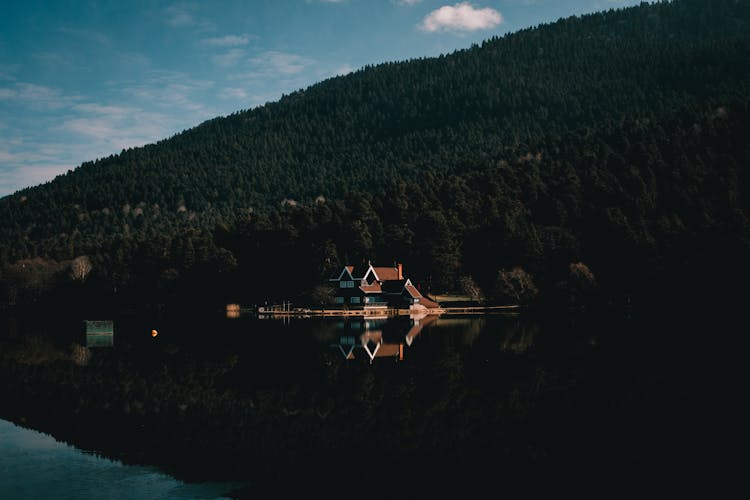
419,2,503,32
332,64,355,76
0,82,82,110
165,2,215,31
199,34,254,47
219,87,248,100
248,51,314,76
211,48,246,68
0,72,221,196
119,70,214,112
0,161,74,196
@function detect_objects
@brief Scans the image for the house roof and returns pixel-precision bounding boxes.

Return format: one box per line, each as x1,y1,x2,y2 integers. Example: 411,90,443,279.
330,266,355,281
416,294,441,309
404,284,423,298
372,266,400,281
350,264,370,279
359,282,382,293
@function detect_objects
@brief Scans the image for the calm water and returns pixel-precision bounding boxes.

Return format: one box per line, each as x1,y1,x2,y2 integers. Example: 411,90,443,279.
0,307,719,494
0,419,240,500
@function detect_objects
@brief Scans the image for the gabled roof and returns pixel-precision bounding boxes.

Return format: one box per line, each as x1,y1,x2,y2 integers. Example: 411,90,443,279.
331,266,355,281
350,264,370,279
404,284,422,298
337,262,403,282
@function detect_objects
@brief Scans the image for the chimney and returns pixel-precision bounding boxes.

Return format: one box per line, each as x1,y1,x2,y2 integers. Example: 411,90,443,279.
397,263,403,280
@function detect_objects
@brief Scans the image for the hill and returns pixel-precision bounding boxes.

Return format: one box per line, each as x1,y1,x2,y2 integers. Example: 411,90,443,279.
1,0,749,311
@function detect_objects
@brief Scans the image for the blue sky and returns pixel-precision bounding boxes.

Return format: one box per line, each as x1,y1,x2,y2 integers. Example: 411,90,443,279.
0,0,641,197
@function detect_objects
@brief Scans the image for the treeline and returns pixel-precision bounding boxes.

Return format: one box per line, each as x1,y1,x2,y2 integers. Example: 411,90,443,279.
1,0,749,311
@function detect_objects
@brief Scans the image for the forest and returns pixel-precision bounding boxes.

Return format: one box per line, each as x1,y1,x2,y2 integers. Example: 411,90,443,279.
1,0,748,313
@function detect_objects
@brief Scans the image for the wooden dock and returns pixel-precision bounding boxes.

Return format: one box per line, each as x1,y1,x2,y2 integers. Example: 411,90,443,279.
227,303,521,318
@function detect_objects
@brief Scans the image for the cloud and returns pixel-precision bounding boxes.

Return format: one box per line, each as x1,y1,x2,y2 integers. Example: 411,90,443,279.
0,162,75,196
165,2,215,31
248,51,314,76
219,87,248,100
211,49,246,68
119,70,214,112
0,82,81,110
393,0,423,5
199,34,253,47
0,73,221,197
419,2,503,32
332,64,354,76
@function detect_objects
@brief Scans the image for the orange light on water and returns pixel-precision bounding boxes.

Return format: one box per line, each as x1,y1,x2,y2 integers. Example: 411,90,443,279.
151,329,158,338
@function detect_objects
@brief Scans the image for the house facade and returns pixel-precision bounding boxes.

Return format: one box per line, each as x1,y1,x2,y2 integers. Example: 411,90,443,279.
329,262,440,310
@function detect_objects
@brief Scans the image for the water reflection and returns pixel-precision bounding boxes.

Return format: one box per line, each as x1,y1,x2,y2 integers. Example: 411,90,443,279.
327,314,538,363
331,315,402,362
0,419,240,499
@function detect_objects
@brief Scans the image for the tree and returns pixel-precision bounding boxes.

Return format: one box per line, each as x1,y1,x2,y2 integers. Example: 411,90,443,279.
458,275,484,303
567,262,597,305
69,255,93,282
308,284,336,306
495,267,538,305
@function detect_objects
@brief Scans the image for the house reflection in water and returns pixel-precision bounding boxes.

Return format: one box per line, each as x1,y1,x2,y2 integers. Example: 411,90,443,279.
331,313,439,363
332,316,400,363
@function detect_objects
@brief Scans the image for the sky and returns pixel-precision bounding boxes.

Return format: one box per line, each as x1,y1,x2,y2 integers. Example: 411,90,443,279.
0,0,642,197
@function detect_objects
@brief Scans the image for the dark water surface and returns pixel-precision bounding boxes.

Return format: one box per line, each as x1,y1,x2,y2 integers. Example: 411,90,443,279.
0,419,239,499
0,306,734,496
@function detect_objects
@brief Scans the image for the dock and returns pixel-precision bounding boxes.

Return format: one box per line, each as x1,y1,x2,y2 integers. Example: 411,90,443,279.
226,303,521,318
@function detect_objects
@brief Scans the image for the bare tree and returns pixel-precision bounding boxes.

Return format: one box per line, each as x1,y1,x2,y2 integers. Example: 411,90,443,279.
568,262,597,304
458,275,484,303
70,255,93,282
568,262,596,290
495,266,538,305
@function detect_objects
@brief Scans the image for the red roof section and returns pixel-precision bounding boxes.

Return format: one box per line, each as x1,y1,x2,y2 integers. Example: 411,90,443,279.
373,266,400,281
404,284,422,298
359,282,382,293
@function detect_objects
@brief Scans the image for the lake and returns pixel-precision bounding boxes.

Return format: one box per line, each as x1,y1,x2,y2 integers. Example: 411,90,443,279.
0,306,725,495
0,418,240,499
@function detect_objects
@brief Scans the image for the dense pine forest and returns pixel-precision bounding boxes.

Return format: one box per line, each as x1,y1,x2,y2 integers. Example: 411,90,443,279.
1,0,748,312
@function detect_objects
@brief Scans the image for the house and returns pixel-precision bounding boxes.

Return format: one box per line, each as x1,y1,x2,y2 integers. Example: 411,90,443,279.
329,262,440,311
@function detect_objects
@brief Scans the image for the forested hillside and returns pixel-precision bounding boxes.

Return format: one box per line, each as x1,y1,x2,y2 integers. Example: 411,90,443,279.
1,0,748,311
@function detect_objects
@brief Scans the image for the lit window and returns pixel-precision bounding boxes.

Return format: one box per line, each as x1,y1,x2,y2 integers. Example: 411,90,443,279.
335,297,344,304
350,297,360,304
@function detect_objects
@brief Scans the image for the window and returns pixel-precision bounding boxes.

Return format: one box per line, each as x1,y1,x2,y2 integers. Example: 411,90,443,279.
339,280,355,288
350,297,360,304
335,297,344,304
